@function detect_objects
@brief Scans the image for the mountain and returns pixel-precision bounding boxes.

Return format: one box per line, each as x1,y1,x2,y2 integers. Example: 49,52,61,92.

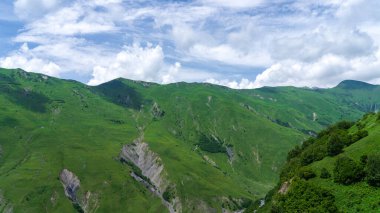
258,113,380,212
0,68,379,212
336,80,377,90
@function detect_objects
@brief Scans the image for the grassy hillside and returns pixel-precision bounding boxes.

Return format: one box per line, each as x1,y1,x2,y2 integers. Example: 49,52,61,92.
0,68,379,212
259,113,380,212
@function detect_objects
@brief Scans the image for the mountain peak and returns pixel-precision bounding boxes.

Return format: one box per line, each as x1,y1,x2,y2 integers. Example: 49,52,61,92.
335,80,376,90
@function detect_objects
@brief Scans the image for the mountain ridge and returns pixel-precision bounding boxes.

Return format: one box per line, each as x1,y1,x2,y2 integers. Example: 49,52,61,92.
5,68,378,90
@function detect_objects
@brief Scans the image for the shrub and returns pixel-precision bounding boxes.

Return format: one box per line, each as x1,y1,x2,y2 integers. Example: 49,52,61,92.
336,120,355,130
300,145,326,166
350,130,369,144
360,155,368,165
366,154,380,187
320,168,331,179
287,145,301,160
333,156,364,185
272,180,338,213
163,186,176,202
327,134,344,156
356,122,365,130
301,138,315,150
298,168,316,180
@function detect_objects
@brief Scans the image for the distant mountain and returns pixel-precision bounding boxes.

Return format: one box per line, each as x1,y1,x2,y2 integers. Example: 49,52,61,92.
336,80,377,90
0,68,379,212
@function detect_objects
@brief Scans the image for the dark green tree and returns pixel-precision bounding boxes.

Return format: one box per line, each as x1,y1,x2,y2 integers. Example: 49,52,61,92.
333,156,364,185
366,154,380,187
272,180,338,213
320,168,331,179
327,134,344,156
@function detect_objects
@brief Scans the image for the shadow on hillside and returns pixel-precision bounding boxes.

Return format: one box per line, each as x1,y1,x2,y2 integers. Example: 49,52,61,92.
93,80,143,110
0,84,50,113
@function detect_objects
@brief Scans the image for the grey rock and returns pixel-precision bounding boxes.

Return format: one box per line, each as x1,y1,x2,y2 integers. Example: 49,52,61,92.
60,169,80,202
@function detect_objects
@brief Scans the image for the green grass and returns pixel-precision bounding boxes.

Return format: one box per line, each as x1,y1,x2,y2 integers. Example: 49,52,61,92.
1,68,379,212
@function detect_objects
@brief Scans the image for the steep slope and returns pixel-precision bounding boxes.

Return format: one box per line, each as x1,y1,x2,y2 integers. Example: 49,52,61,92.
258,113,380,212
0,68,379,212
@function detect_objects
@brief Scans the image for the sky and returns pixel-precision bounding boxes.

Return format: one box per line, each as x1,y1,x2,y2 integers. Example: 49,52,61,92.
0,0,380,88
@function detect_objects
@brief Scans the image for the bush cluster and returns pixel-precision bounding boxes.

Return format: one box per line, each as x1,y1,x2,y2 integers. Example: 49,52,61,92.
333,156,364,185
272,180,338,213
286,120,368,168
332,154,380,187
366,154,380,187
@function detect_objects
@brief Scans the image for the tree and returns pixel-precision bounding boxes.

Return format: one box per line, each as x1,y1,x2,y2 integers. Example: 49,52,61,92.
320,168,331,179
360,155,368,165
272,180,338,213
366,154,380,187
327,134,344,156
333,156,364,185
287,145,301,160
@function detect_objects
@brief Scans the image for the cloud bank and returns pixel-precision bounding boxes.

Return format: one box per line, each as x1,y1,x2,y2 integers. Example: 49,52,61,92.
0,0,380,88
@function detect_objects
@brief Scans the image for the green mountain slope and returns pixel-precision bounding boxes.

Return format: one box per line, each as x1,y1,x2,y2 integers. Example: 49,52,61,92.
259,113,380,212
0,68,379,212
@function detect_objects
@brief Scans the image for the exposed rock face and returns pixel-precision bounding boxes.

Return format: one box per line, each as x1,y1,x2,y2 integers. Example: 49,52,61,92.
60,169,80,202
59,169,98,213
120,138,181,212
226,147,234,163
120,139,167,192
151,102,165,119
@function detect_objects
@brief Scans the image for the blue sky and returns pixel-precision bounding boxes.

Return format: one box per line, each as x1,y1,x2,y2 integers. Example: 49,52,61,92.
1,0,380,88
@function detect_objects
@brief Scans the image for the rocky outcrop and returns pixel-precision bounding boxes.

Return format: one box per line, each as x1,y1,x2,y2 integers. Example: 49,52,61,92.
59,169,98,213
60,169,80,202
226,147,234,163
120,139,167,193
278,180,291,194
120,138,181,212
151,102,165,119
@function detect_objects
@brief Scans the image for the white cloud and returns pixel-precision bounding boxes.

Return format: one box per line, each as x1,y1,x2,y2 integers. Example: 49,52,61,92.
205,78,256,89
14,0,62,20
270,28,375,62
200,0,263,8
17,2,118,37
190,43,272,67
88,43,183,85
253,53,380,88
0,43,61,77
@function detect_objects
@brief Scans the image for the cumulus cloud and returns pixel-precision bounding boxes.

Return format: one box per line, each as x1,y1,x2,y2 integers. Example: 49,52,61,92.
0,43,61,77
88,43,182,85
